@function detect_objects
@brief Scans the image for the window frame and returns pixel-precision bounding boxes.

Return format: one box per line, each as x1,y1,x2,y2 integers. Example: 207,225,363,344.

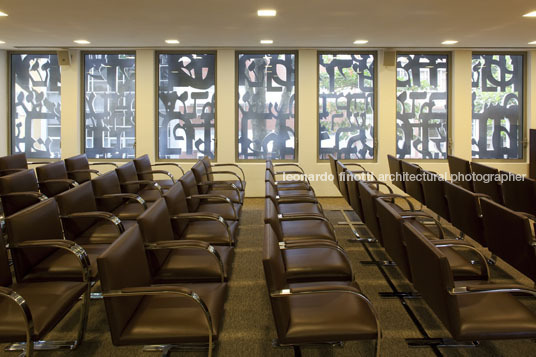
471,51,527,162
8,51,62,160
80,50,137,161
316,50,378,163
235,50,299,163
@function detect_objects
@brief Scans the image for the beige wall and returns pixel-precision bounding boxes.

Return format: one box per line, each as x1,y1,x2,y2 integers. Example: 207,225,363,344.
0,49,533,196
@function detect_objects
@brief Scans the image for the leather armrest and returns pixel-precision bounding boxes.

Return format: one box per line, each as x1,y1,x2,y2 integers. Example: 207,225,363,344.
39,178,79,187
68,169,100,175
209,171,244,188
198,181,242,202
89,162,118,168
121,180,163,193
365,181,394,194
400,212,444,239
97,193,147,209
138,170,175,183
272,195,318,204
378,193,415,211
273,163,305,174
451,284,536,297
432,240,489,279
276,213,335,234
1,191,48,201
61,211,125,233
211,163,246,183
153,163,185,175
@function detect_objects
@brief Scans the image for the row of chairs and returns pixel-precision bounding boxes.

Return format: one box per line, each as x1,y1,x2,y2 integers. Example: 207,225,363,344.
263,160,381,356
330,157,536,346
0,153,246,356
390,155,536,286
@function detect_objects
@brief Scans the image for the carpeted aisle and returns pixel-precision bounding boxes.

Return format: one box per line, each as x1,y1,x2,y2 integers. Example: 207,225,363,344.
3,198,535,356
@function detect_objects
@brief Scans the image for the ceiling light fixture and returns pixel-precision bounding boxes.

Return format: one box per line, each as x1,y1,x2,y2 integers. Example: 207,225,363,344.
529,41,536,45
0,11,8,16
258,9,276,17
441,40,458,45
165,39,180,44
523,11,536,17
74,39,90,44
0,41,5,44
353,40,368,45
260,39,273,44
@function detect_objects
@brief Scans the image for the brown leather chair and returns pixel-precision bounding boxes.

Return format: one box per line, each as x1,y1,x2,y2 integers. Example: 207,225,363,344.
136,198,232,283
133,154,183,189
91,171,148,221
55,182,131,244
163,182,237,246
264,224,352,283
202,156,246,191
471,162,503,204
192,160,243,204
500,171,536,217
98,225,226,356
0,153,30,176
387,154,405,192
0,169,47,217
35,161,78,197
116,161,163,203
481,198,536,284
264,198,336,242
180,171,240,221
420,169,451,221
400,161,425,205
5,199,108,283
402,221,536,345
64,153,117,184
265,182,323,216
447,155,474,191
0,236,90,356
262,231,380,356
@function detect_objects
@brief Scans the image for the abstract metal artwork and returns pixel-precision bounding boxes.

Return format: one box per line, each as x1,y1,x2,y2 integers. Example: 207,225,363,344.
84,53,136,159
11,54,61,158
158,53,215,159
237,53,296,160
318,53,375,160
396,54,448,159
471,54,523,159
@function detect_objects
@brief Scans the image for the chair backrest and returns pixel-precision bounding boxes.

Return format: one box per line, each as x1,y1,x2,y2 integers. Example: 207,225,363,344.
501,172,536,216
55,182,99,240
420,170,450,221
0,169,41,216
136,198,173,274
447,155,473,191
163,182,190,238
64,154,92,183
6,199,63,281
335,161,351,203
178,171,201,212
0,240,13,287
36,161,70,197
116,161,141,194
400,161,425,204
264,198,283,240
201,156,214,181
357,181,384,244
262,224,291,340
443,180,486,246
328,154,340,191
91,171,124,212
133,154,153,181
191,160,210,194
402,221,459,337
97,225,151,345
471,162,503,204
480,198,536,283
0,153,28,176
387,154,405,192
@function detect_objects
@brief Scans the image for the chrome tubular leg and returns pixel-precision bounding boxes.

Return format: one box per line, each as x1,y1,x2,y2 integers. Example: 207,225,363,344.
340,210,376,243
379,291,421,299
406,338,479,348
360,260,396,266
5,340,79,352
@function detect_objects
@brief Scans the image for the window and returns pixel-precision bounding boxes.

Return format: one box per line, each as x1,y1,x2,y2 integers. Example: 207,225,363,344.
472,54,523,159
84,53,136,159
318,53,375,160
158,53,216,159
237,52,296,160
11,54,61,158
396,54,448,159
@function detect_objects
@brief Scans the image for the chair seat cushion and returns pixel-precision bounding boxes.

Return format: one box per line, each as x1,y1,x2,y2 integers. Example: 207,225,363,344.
198,203,241,221
277,190,315,199
0,281,86,341
441,247,483,280
75,220,137,245
212,180,244,191
283,247,352,283
113,202,146,220
118,282,227,345
278,203,322,215
183,220,238,245
456,291,536,340
281,221,336,242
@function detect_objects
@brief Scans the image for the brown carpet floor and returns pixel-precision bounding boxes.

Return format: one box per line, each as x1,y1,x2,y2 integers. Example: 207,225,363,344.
3,198,536,356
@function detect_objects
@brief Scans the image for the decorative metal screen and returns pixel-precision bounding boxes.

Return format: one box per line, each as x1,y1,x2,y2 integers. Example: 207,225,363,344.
318,53,375,160
11,54,61,158
471,54,523,159
237,53,296,160
158,53,215,159
396,54,448,159
84,53,136,159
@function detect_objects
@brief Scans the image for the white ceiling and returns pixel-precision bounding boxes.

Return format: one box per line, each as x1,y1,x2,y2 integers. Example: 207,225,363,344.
0,0,535,49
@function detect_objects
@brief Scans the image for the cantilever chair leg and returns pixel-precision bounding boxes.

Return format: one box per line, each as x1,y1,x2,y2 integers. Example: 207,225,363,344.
335,209,376,243
379,291,420,299
143,343,214,356
406,338,479,348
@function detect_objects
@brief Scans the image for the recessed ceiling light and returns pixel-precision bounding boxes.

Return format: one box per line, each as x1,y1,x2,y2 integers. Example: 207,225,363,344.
0,41,5,44
441,40,458,45
0,11,8,17
529,41,536,45
258,9,276,17
260,40,273,44
165,39,180,44
353,40,368,45
74,39,90,44
523,11,536,17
